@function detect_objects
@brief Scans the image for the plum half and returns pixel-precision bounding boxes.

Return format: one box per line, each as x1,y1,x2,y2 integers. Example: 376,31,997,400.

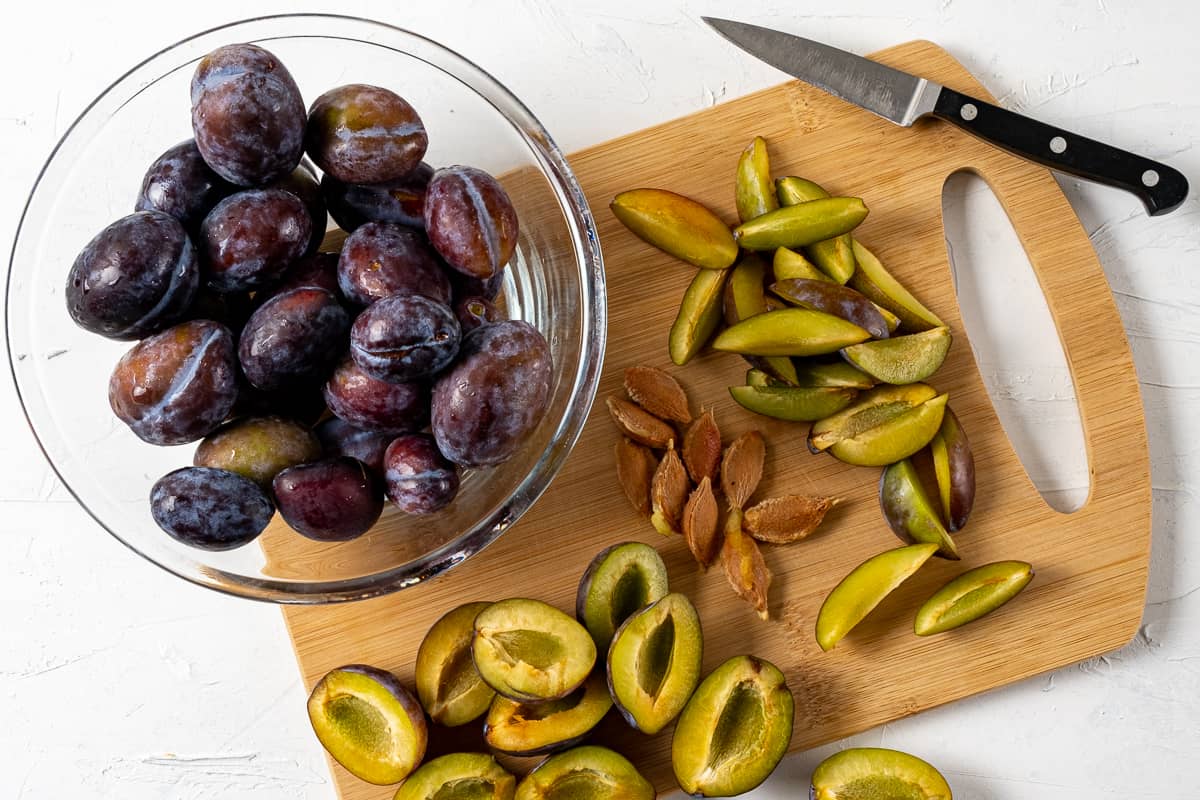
811,747,953,800
514,746,654,800
575,542,670,654
472,599,596,702
671,655,793,797
393,752,516,800
484,673,612,757
415,602,495,727
306,665,427,785
607,592,702,735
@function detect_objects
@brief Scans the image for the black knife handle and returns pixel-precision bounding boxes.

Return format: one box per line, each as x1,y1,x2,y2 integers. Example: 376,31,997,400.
932,86,1188,216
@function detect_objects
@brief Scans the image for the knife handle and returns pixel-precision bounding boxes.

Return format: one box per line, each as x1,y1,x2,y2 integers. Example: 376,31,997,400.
931,87,1188,216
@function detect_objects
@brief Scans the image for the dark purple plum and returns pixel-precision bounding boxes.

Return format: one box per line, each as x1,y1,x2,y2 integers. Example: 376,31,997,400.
424,166,519,279
256,251,341,305
383,434,459,515
269,163,327,256
66,211,200,340
234,381,329,427
349,293,460,383
449,267,505,303
323,355,430,433
321,162,433,232
336,222,451,307
135,139,232,230
432,320,552,467
150,466,274,550
190,43,305,186
109,320,239,445
238,287,350,391
304,84,428,184
200,189,312,292
315,418,394,475
273,457,383,541
454,296,502,334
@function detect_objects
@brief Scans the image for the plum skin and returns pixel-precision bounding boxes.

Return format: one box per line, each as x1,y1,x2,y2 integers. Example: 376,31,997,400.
273,457,383,542
384,434,460,515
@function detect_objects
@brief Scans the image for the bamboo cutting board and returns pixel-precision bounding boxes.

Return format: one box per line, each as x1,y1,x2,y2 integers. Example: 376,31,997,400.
283,41,1150,797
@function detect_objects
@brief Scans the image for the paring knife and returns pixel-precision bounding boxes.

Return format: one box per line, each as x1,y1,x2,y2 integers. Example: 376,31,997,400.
702,17,1188,216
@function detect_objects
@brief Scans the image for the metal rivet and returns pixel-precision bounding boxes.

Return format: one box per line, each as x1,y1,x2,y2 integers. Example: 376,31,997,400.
960,103,978,121
1142,169,1160,188
1050,136,1067,154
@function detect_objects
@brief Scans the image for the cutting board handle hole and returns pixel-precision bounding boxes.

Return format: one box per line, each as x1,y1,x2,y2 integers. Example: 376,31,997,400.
942,171,1089,513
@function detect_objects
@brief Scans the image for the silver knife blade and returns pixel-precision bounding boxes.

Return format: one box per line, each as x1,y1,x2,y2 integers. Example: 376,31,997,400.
702,17,942,126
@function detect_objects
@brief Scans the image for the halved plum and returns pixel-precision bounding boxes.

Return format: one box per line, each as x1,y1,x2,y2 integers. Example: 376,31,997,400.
415,602,495,727
394,752,516,800
306,664,427,785
575,542,670,654
472,599,596,701
671,655,793,797
811,747,953,800
484,673,612,756
607,592,703,735
514,746,654,800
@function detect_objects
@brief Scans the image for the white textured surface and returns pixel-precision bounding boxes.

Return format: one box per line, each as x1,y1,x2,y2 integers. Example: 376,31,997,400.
3,1,1197,797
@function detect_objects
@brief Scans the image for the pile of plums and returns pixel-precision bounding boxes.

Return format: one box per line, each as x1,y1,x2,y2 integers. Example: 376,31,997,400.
65,43,553,551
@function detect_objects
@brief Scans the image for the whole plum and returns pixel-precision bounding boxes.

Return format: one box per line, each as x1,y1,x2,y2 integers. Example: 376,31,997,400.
350,293,460,383
151,466,275,550
200,189,312,292
273,457,383,542
322,162,433,232
194,415,322,489
270,163,328,256
238,287,350,392
323,355,430,434
315,418,394,475
190,43,305,186
66,211,200,340
135,139,232,230
432,320,552,467
454,296,502,334
304,84,427,184
384,434,459,515
109,320,239,445
337,222,450,307
424,166,519,280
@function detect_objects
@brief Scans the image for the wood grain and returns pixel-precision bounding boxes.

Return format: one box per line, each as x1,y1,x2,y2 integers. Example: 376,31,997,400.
282,41,1150,797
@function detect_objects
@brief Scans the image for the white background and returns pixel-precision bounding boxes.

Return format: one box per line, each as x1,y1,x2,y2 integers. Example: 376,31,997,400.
3,1,1198,798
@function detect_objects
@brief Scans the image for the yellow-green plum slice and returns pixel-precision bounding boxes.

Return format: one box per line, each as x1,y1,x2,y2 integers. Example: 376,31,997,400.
472,599,596,701
607,592,703,735
914,561,1034,636
307,665,427,785
816,543,939,651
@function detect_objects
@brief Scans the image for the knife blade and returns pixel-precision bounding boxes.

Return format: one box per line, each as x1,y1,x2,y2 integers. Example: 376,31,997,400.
703,16,1188,216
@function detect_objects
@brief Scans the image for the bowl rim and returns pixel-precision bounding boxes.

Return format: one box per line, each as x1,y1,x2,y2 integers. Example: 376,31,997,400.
5,12,606,604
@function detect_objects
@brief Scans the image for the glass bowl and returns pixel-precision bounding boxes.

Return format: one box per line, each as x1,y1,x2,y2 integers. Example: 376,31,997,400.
6,14,605,603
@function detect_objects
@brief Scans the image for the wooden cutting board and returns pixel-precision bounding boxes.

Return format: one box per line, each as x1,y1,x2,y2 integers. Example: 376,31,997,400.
283,40,1150,797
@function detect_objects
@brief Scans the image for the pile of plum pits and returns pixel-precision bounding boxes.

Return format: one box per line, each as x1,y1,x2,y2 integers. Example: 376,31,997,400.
65,43,554,551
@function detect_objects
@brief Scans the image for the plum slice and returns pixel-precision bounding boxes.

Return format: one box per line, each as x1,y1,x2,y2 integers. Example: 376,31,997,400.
484,673,612,757
415,602,495,727
811,747,953,800
514,746,654,800
607,592,702,735
306,665,427,785
393,752,515,800
671,655,793,797
879,459,960,560
575,542,669,654
472,599,595,702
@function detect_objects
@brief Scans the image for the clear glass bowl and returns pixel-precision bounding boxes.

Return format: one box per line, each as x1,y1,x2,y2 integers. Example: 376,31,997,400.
6,14,605,603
